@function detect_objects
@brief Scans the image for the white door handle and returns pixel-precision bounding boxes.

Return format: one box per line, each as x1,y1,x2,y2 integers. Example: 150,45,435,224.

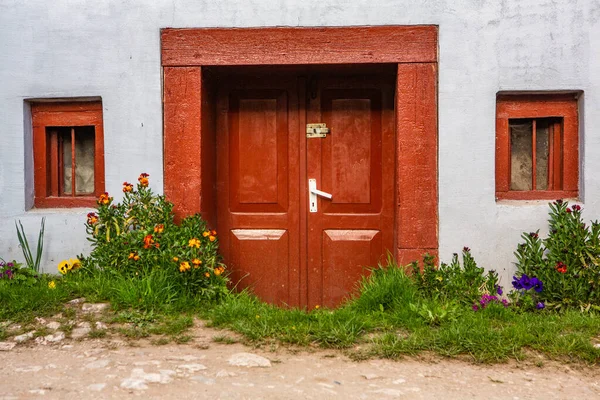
309,179,332,212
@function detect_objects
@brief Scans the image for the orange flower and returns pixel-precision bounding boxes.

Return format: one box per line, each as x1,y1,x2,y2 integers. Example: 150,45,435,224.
211,230,217,236
133,255,140,261
155,242,160,249
128,252,135,260
179,261,191,272
122,182,134,193
138,173,149,187
188,238,201,248
202,231,210,237
192,259,202,268
204,272,210,278
143,234,154,249
154,224,164,234
97,192,112,206
209,235,216,242
214,266,224,276
87,212,98,225
172,257,179,262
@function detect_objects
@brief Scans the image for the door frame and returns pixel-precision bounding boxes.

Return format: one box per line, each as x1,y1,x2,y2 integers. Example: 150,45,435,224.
161,25,439,265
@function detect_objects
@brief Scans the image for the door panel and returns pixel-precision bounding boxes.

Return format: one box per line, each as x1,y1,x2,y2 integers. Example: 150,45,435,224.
217,78,300,307
230,229,290,305
322,229,382,307
307,77,395,308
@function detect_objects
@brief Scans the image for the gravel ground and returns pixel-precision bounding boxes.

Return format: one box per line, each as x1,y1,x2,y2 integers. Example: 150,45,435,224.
2,324,600,400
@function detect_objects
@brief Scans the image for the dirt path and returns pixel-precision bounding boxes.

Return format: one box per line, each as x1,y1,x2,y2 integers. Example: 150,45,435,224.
2,322,600,400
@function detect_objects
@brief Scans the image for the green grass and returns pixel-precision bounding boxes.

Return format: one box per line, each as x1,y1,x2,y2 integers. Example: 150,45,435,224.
1,262,600,364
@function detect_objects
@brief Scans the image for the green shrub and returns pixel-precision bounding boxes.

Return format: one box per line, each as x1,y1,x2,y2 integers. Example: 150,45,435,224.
76,173,228,302
0,259,42,287
513,200,600,311
410,249,499,306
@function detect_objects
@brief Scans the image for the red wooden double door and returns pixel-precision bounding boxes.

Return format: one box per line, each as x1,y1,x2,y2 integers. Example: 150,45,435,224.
217,71,395,308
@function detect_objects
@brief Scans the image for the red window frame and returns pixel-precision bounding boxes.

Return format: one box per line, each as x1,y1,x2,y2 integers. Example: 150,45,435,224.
496,93,579,201
32,101,105,208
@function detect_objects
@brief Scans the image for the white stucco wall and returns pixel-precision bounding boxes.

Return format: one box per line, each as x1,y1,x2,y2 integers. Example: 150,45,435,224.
1,0,599,287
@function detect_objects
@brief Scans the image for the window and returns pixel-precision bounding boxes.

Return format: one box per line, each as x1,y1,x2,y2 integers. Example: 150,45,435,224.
32,101,104,207
496,93,579,200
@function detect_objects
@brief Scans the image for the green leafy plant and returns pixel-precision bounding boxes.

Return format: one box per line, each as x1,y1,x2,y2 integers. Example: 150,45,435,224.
513,200,600,311
77,173,228,302
0,259,41,287
411,248,500,306
15,217,46,273
409,300,460,326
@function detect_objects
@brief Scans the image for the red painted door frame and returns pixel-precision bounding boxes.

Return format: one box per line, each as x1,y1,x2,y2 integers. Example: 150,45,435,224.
161,26,439,269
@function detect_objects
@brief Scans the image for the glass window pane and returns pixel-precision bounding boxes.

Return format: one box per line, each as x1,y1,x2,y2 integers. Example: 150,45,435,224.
62,131,73,195
510,120,533,191
74,126,95,195
536,120,550,190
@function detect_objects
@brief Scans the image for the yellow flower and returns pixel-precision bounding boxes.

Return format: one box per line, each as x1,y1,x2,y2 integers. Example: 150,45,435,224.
133,255,140,261
179,261,191,272
204,272,210,278
97,192,112,206
128,252,135,260
188,238,201,248
202,231,210,237
314,305,320,310
436,275,443,282
58,260,69,275
209,235,216,242
122,182,134,193
172,257,179,262
48,281,56,289
192,259,202,268
138,173,150,187
154,224,164,234
214,266,224,276
69,258,81,270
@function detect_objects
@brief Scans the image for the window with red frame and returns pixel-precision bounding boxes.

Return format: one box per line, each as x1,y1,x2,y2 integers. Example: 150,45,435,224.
32,101,105,208
496,93,579,200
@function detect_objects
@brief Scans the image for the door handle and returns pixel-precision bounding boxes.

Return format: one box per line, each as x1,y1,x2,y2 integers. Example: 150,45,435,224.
309,179,332,212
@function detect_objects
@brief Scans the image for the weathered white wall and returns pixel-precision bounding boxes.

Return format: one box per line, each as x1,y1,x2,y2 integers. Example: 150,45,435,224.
1,0,599,287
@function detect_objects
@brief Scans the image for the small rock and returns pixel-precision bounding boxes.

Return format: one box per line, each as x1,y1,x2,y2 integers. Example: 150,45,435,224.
85,359,111,369
228,353,272,368
87,383,106,392
81,303,109,314
120,378,148,390
14,331,35,343
159,370,176,383
191,375,215,385
594,343,600,349
7,324,22,332
46,321,61,330
0,342,16,351
84,349,104,357
67,298,86,306
167,355,202,362
362,373,381,380
28,389,46,395
35,317,47,325
16,366,43,373
216,369,237,378
35,332,65,345
131,368,162,383
95,321,108,330
72,322,92,339
177,364,207,374
392,378,406,384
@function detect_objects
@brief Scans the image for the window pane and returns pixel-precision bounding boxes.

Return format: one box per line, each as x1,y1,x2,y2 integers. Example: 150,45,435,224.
536,120,550,190
510,120,532,191
74,126,95,194
62,131,73,195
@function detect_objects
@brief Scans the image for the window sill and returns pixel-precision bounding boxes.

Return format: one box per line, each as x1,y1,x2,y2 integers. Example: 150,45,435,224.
34,197,98,208
496,190,578,203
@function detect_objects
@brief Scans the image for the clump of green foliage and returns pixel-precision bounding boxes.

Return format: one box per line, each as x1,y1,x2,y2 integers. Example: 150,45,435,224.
410,248,499,306
513,200,600,311
78,173,228,302
0,259,42,287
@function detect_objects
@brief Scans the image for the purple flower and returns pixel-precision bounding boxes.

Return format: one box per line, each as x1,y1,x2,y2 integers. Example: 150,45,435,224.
501,299,509,307
496,285,503,296
529,277,543,293
472,304,479,311
536,302,545,310
513,274,532,290
512,275,523,290
6,262,13,267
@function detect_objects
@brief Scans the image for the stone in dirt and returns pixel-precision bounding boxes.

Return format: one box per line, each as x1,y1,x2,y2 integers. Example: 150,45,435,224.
14,331,35,343
67,298,86,306
35,332,65,345
176,364,207,374
81,303,109,314
0,342,16,351
46,321,61,330
87,383,106,392
95,321,108,330
228,353,272,368
120,378,148,390
34,317,47,325
191,375,216,385
71,322,92,339
216,369,237,378
85,359,111,369
362,373,382,380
